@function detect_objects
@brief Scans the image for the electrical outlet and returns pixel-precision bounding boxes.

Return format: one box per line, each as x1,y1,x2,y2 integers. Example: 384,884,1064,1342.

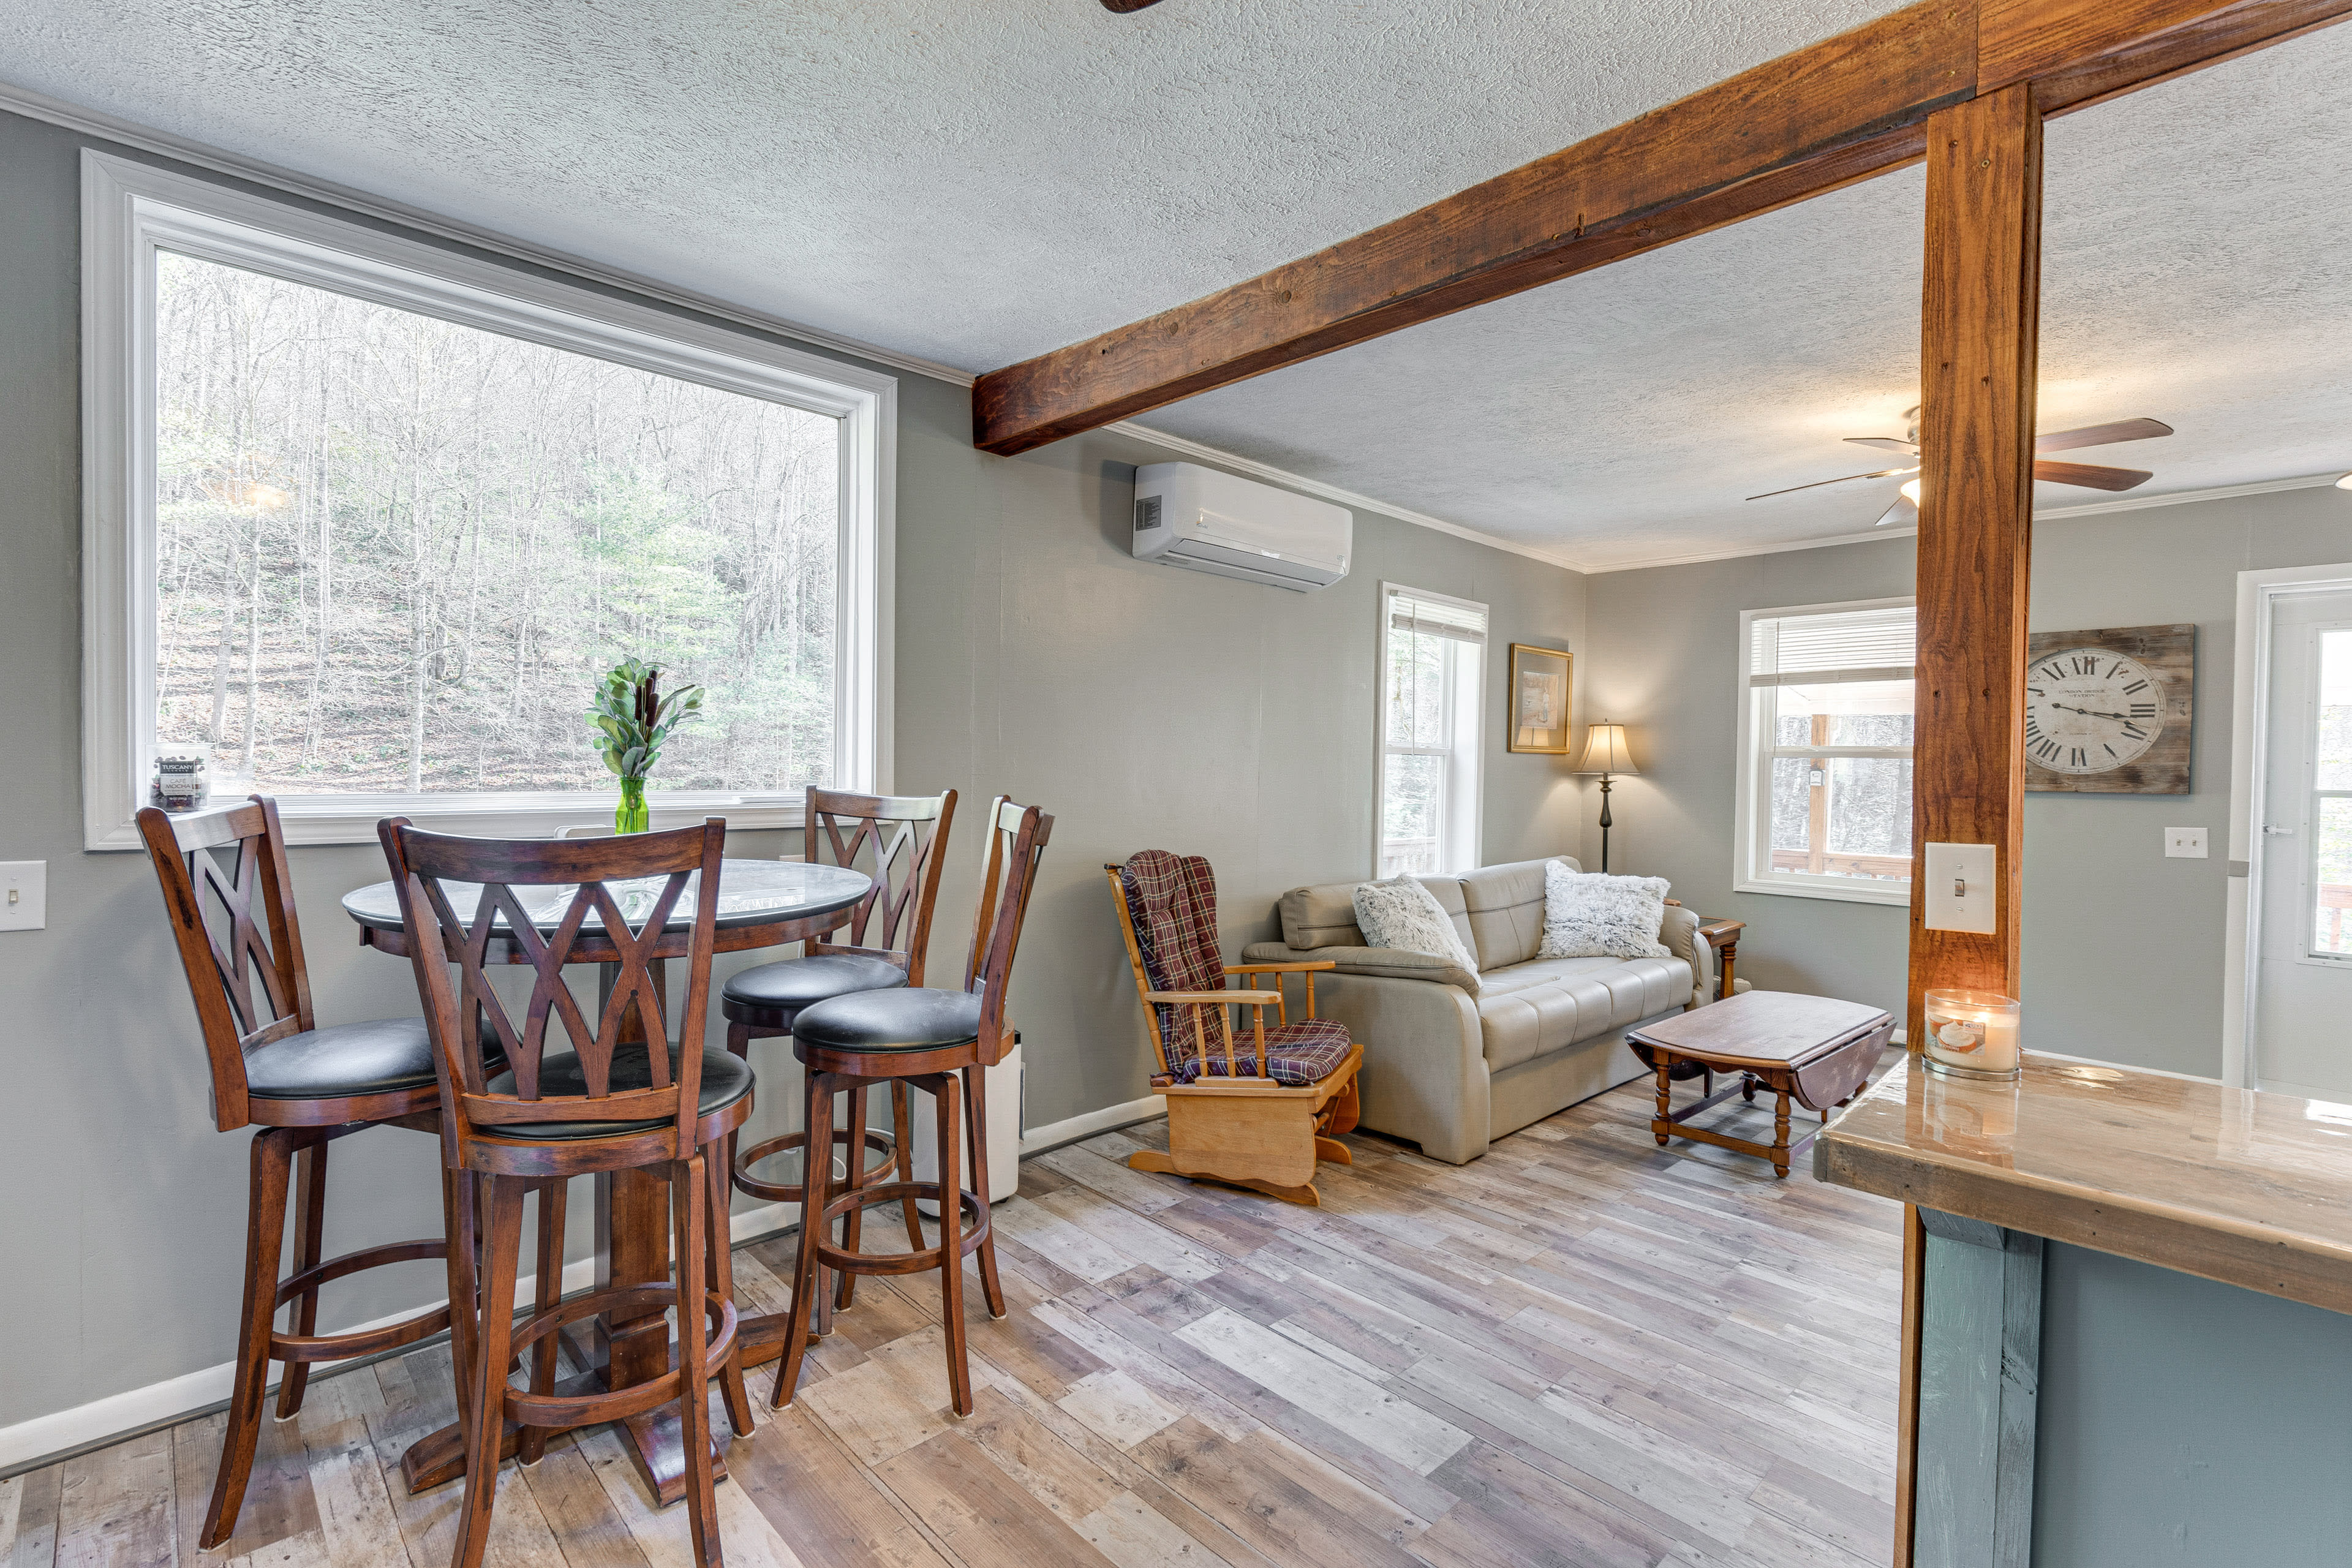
2166,826,2209,859
0,862,45,930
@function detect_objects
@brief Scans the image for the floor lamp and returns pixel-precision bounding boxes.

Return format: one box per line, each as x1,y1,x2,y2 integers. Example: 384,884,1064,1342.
1575,722,1637,873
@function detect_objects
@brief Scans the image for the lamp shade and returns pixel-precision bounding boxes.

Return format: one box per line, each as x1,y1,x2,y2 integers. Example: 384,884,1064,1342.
1575,722,1637,776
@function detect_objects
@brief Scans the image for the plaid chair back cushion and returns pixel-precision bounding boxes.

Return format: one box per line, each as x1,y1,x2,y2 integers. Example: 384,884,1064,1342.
1120,850,1229,1069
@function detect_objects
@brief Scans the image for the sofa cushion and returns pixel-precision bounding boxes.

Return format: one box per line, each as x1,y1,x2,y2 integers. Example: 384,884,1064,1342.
1352,875,1479,989
1539,866,1673,960
1280,873,1474,957
1474,955,1694,1072
1460,857,1578,971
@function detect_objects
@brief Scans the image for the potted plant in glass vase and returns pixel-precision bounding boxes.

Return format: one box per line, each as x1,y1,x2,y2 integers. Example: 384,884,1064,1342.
588,657,704,834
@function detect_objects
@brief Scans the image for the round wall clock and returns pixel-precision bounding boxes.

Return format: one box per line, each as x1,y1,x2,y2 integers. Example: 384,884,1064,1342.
2025,647,2164,775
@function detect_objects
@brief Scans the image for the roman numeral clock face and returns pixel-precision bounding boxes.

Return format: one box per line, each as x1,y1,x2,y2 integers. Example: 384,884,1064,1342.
2025,649,2165,774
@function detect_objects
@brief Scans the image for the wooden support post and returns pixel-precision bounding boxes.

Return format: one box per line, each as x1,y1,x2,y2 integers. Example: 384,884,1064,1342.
1912,1209,2045,1568
1907,82,2042,1047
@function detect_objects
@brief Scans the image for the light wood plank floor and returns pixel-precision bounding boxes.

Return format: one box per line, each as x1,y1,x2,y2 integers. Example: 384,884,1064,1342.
1,1071,1902,1568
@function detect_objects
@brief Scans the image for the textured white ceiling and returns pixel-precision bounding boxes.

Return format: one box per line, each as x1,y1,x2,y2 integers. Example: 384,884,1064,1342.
1146,19,2352,567
11,1,2352,567
7,0,1909,369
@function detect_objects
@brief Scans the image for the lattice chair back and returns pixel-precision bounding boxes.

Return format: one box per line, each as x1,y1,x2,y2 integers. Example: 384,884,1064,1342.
380,817,726,1159
805,787,957,984
1117,850,1234,1076
138,797,315,1133
962,797,1053,1066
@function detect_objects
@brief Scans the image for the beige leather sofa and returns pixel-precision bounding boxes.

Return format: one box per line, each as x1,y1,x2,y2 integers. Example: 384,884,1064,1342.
1240,856,1714,1164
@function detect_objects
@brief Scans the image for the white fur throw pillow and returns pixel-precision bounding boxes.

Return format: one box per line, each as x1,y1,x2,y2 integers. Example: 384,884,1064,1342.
1351,875,1480,988
1539,862,1673,960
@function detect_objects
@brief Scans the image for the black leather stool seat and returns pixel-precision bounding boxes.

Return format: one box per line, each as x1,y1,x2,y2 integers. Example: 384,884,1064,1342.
484,1044,754,1140
722,952,907,1029
792,988,983,1054
246,1016,505,1101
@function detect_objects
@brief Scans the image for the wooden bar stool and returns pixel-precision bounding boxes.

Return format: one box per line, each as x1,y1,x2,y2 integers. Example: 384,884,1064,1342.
138,797,512,1552
380,817,750,1568
772,797,1052,1417
723,788,954,1344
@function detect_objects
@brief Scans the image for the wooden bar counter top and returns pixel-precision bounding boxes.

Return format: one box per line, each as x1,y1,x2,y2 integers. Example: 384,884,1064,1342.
1818,1053,2352,1315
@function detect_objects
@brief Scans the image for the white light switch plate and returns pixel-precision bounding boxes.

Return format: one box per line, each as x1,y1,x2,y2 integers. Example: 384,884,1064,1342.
2165,826,2208,859
0,862,45,930
1923,843,1997,935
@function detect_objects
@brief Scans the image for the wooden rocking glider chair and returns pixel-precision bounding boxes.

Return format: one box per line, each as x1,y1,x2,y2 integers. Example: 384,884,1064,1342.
1107,851,1362,1205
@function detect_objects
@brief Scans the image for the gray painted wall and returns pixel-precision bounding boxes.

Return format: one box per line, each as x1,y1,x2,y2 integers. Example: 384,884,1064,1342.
1585,487,2352,1076
0,108,1588,1433
2034,1240,2352,1566
2020,486,2352,1078
1580,536,1918,1019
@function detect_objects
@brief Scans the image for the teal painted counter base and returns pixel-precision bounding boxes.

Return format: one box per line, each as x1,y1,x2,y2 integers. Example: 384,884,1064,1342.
1917,1209,2352,1567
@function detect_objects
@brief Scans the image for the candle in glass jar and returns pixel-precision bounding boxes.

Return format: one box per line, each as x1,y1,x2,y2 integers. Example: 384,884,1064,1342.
1923,989,2022,1080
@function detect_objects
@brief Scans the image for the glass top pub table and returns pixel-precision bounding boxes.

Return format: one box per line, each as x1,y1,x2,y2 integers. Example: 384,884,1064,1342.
342,858,872,1505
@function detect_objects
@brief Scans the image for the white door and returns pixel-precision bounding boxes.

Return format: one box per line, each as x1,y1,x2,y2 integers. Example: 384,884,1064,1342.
2253,592,2352,1098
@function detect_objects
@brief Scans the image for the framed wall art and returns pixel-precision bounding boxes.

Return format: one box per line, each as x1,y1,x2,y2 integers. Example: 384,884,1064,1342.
1508,643,1573,754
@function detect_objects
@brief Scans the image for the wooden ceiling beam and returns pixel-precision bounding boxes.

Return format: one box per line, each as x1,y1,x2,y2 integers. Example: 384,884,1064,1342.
973,0,2352,457
973,1,1977,455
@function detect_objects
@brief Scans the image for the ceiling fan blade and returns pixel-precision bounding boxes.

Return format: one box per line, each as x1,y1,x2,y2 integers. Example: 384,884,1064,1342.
1845,437,1921,455
1873,496,1919,529
2035,418,2173,453
1101,0,1167,9
2034,459,2153,492
1746,466,1915,501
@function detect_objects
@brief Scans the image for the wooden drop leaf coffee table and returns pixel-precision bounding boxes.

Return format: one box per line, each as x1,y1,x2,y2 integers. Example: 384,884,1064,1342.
1627,990,1892,1178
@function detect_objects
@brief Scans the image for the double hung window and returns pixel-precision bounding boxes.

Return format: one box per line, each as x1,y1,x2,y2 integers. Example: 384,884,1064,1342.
1736,600,1915,903
1378,584,1487,877
81,151,894,848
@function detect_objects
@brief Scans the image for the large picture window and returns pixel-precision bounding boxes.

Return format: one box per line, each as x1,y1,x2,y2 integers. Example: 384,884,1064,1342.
82,153,894,848
1378,584,1487,877
1735,599,1915,905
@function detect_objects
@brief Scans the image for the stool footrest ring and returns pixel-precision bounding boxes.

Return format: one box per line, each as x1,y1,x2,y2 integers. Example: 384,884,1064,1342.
502,1287,739,1431
733,1128,898,1204
812,1182,989,1276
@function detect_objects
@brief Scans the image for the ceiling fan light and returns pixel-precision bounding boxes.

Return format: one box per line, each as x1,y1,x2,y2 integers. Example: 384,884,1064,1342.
1899,479,1923,505
2337,472,2352,491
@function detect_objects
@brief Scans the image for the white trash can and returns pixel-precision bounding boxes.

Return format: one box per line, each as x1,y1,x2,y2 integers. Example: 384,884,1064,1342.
910,1039,1022,1209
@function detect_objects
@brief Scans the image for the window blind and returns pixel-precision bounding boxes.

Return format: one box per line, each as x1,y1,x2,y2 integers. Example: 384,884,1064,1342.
1749,603,1914,685
1387,587,1488,645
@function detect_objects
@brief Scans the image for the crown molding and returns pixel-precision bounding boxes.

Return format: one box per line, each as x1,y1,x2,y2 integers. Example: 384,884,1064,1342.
1581,522,1920,575
2032,470,2346,518
0,77,981,388
1584,471,2352,575
1105,420,1591,575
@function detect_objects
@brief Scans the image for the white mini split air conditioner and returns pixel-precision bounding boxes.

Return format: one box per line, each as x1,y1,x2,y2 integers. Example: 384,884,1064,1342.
1131,462,1352,592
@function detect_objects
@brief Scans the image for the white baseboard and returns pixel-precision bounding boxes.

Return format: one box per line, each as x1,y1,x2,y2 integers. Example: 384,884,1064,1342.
1019,1095,1165,1156
0,1199,792,1475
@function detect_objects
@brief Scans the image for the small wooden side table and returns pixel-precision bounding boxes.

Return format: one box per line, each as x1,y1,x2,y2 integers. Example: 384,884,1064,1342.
1695,915,1744,1000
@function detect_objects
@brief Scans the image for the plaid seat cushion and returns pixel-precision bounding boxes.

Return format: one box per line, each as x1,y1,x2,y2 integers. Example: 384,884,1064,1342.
1169,1018,1352,1087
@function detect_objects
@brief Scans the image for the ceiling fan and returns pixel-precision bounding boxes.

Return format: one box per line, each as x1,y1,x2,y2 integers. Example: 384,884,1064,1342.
1747,407,2175,528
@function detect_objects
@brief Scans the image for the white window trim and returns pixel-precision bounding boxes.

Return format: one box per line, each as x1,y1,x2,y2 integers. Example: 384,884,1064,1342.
1375,581,1487,878
80,150,895,850
1733,595,1915,907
